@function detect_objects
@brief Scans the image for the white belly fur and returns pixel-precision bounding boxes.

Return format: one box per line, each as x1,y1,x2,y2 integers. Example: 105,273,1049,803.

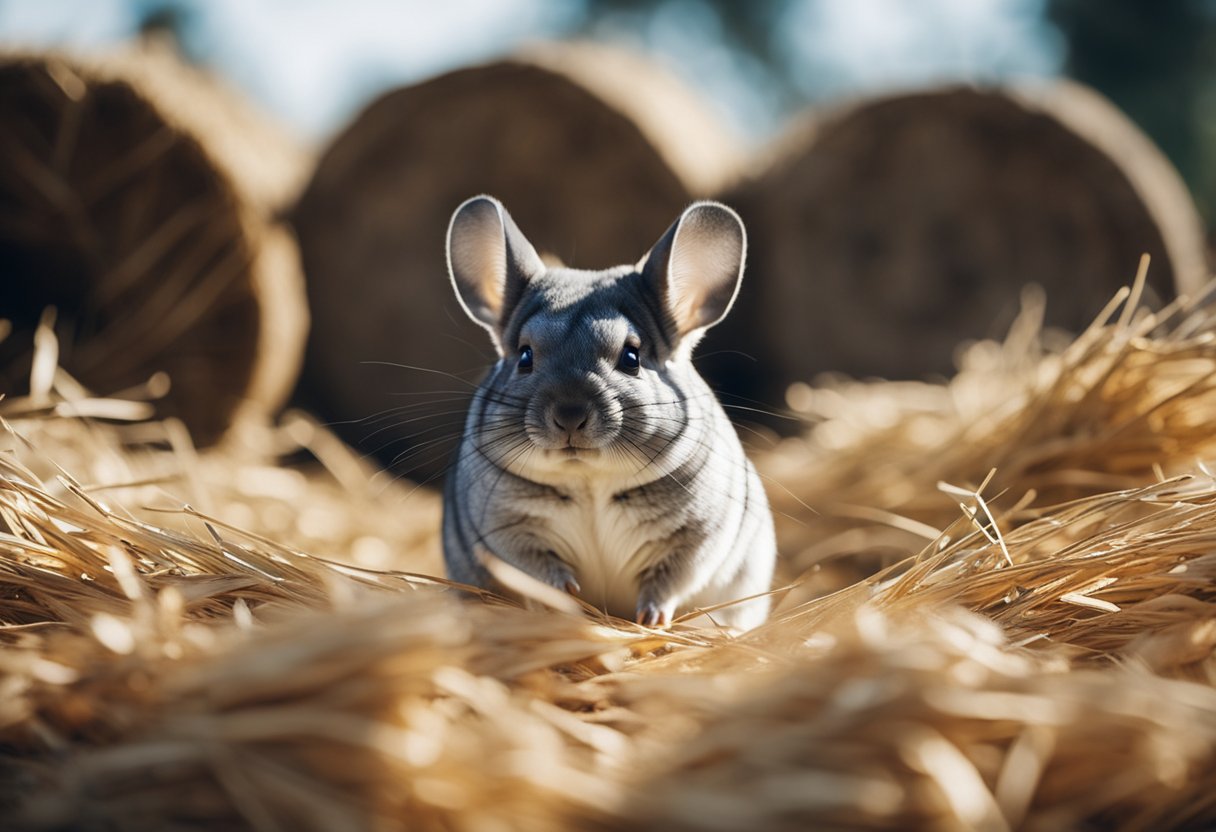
537,478,656,617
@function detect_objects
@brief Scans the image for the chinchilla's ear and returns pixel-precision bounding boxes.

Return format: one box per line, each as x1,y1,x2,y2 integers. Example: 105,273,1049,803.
446,195,544,346
638,201,746,341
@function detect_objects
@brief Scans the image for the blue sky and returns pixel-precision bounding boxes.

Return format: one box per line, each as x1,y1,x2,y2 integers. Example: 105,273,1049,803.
0,0,1063,141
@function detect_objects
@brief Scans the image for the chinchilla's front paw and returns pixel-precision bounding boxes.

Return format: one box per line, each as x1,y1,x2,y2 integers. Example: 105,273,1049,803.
635,598,676,628
537,551,580,597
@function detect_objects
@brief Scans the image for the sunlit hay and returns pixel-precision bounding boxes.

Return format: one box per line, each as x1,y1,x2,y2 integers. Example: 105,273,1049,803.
3,446,1215,830
766,268,1216,586
4,280,1216,829
0,413,442,574
869,477,1216,676
596,475,1216,829
0,394,623,830
0,308,443,579
2,596,634,831
615,608,1216,832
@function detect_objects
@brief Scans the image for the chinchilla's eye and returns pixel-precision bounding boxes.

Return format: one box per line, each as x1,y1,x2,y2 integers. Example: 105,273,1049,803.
618,344,640,376
518,345,533,373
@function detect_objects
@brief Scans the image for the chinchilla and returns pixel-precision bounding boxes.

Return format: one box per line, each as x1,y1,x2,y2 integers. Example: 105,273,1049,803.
441,195,776,631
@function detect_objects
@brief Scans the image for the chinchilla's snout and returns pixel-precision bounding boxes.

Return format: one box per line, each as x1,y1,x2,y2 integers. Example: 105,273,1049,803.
532,383,613,449
549,400,590,434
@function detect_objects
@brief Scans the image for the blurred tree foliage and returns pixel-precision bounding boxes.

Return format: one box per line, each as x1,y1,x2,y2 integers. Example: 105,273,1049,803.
1048,0,1216,225
582,0,1216,231
576,0,802,108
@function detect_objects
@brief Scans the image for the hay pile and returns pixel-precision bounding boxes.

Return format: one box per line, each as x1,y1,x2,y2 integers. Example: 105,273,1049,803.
764,262,1216,588
4,275,1216,831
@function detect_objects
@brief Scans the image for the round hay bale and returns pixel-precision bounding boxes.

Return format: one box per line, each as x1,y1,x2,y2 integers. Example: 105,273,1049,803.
291,41,743,480
0,44,309,446
699,82,1209,411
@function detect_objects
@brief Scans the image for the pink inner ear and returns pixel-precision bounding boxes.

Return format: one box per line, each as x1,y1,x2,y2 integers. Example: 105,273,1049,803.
450,201,508,320
666,209,744,334
666,257,704,332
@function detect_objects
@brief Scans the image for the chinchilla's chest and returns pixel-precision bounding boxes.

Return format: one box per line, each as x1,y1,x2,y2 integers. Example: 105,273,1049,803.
533,478,679,613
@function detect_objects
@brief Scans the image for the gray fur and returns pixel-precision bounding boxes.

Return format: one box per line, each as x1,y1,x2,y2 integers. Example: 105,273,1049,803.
442,195,776,630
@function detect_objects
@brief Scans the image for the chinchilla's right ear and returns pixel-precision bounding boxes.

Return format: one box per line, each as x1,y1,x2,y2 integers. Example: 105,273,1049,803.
446,195,545,349
638,200,746,347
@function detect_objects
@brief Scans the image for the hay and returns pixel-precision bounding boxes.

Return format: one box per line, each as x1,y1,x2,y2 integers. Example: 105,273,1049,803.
764,262,1216,591
291,41,743,482
0,42,309,447
700,83,1209,410
3,279,1216,830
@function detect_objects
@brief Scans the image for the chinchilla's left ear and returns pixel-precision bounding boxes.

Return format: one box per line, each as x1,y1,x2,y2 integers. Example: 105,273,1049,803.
638,201,746,340
446,195,545,348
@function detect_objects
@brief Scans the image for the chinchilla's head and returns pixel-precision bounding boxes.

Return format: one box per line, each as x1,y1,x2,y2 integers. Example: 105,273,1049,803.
446,195,745,478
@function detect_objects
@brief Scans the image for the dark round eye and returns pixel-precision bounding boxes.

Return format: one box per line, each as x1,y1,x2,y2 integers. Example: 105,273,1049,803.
618,344,640,375
518,345,533,373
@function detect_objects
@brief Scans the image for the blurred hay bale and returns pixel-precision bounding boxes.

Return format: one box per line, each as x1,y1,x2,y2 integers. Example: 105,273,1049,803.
291,41,743,480
701,82,1208,409
0,43,309,446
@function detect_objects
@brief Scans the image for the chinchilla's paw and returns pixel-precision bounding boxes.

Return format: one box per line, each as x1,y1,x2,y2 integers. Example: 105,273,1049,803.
538,555,580,598
635,599,675,628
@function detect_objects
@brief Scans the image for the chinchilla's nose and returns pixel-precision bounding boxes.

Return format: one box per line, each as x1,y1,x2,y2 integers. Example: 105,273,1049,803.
550,400,590,434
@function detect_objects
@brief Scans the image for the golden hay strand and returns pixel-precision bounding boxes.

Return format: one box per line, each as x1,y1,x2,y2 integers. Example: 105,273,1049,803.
3,281,1216,829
